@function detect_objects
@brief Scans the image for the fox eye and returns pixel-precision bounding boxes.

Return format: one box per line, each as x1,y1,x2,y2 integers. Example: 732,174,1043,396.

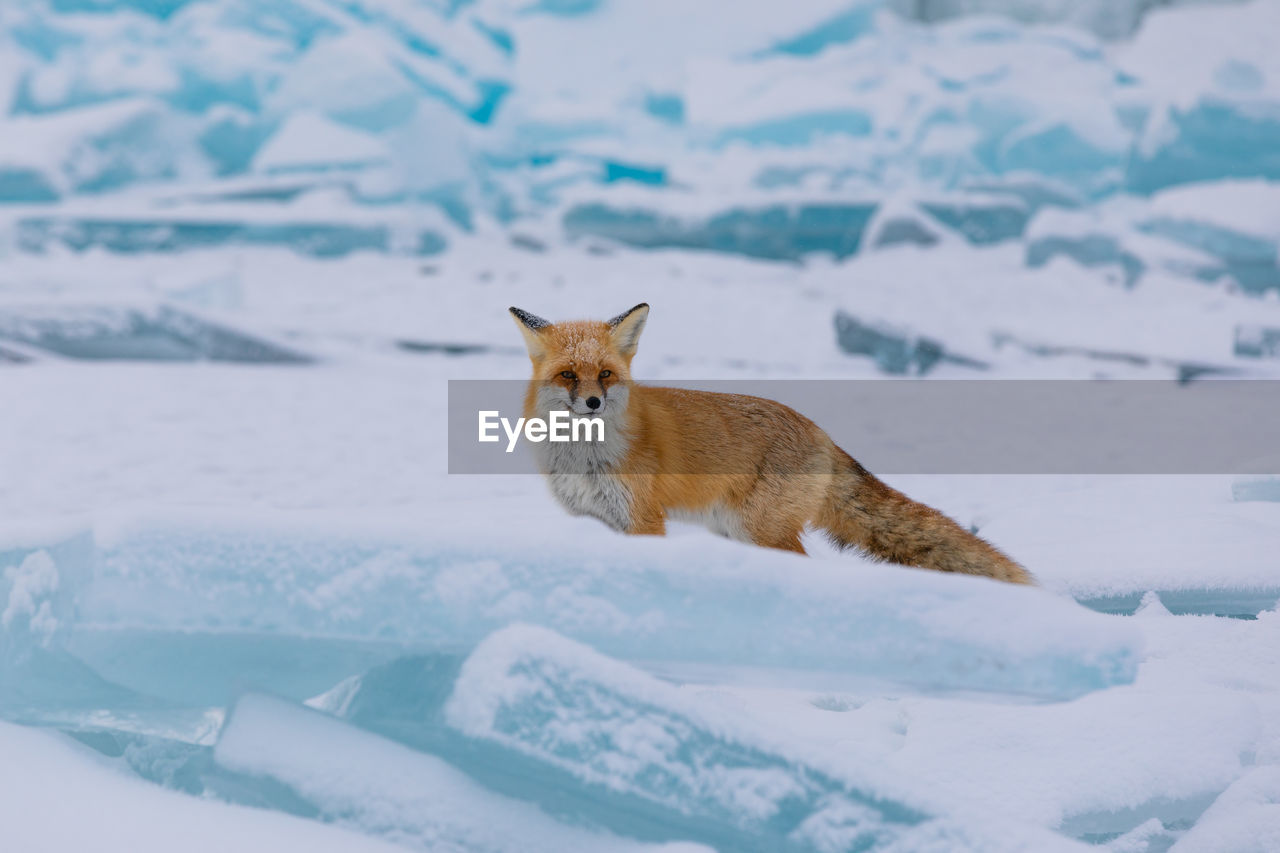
560,370,576,380
599,370,611,378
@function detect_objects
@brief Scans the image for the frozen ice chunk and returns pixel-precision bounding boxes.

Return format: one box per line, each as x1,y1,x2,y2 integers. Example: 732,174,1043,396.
1133,180,1280,294
2,551,61,648
835,312,945,374
1024,206,1229,288
862,197,956,251
0,0,509,206
1102,818,1178,853
0,99,186,199
0,719,409,853
65,727,210,796
216,693,706,853
996,119,1126,188
49,1,199,18
253,112,391,175
1,536,162,712
887,0,1152,40
1119,2,1280,106
1235,325,1280,360
563,200,875,260
1,531,93,653
1121,3,1280,193
714,110,873,148
1171,767,1280,853
1026,230,1146,287
1136,217,1279,295
439,625,1089,853
444,625,928,852
14,214,448,257
867,215,942,249
266,33,421,133
759,3,879,57
523,0,606,16
312,635,1085,852
324,653,929,851
1133,591,1172,619
1048,589,1280,620
834,311,988,374
1232,475,1280,504
0,644,153,716
919,196,1030,246
0,342,35,363
960,174,1085,213
0,304,311,363
0,166,61,203
82,519,1142,700
2,0,1279,229
1128,102,1280,197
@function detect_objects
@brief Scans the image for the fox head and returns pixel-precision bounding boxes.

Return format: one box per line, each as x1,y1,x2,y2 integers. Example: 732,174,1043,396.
509,303,648,417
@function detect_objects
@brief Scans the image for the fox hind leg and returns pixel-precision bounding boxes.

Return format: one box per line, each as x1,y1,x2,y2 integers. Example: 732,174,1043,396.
757,532,807,554
739,491,811,555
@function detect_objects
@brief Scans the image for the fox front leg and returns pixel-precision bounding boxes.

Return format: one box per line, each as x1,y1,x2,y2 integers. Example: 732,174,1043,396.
626,504,667,536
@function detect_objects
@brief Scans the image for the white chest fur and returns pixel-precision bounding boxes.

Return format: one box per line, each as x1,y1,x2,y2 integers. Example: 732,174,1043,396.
531,398,633,532
543,468,632,532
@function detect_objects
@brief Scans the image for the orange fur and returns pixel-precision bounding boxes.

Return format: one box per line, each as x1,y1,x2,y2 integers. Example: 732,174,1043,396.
511,304,1033,585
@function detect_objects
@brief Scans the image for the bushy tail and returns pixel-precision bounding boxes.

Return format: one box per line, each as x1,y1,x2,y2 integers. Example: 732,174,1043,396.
819,450,1034,585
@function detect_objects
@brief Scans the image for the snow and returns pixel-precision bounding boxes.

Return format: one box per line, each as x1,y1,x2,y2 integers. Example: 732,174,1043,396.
3,0,1280,850
1,551,59,645
215,692,706,853
1171,766,1280,853
1,255,1277,848
1119,1,1280,109
253,112,391,175
0,720,409,853
1145,179,1280,244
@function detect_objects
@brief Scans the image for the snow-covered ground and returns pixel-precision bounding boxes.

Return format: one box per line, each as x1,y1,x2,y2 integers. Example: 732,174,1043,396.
3,0,1280,851
3,238,1278,852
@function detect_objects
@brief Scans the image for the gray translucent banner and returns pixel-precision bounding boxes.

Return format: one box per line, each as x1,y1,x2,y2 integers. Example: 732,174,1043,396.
448,380,1280,475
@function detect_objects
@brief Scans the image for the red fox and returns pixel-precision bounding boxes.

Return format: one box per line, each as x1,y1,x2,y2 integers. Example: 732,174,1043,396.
510,303,1033,585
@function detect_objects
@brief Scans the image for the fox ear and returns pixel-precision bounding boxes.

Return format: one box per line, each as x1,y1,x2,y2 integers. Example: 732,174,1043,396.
607,303,649,358
509,306,551,359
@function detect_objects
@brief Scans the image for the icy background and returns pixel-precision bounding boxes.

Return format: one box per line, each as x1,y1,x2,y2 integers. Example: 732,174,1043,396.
2,0,1280,851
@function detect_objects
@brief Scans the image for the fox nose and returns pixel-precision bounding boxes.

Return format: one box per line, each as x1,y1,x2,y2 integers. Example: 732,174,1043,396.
585,396,601,410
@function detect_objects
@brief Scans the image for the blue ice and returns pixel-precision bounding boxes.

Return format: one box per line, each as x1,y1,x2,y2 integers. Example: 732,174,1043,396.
213,693,709,853
0,518,1140,714
299,625,1086,853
